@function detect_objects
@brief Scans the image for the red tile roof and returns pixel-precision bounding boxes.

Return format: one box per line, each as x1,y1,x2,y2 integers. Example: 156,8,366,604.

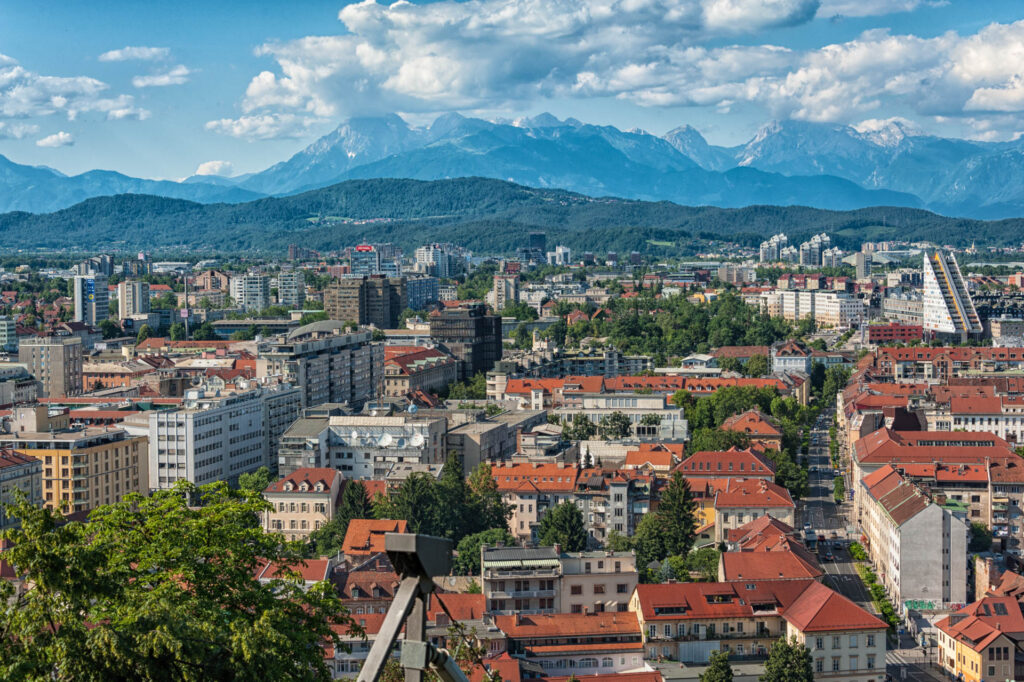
782,581,888,632
494,612,640,638
491,463,579,493
341,519,409,556
633,580,814,621
854,428,1016,466
264,467,341,494
713,478,794,510
720,550,822,581
255,558,332,583
721,410,783,438
675,447,775,478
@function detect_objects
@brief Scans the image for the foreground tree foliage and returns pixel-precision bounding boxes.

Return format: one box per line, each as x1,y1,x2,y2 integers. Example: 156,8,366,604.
538,501,588,551
0,482,357,681
700,650,734,682
760,636,814,682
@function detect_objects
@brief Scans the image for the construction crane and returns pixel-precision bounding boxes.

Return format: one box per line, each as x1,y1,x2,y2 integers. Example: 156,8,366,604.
356,533,470,682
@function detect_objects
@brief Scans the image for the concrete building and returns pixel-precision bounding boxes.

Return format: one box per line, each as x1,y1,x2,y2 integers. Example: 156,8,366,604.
0,363,38,406
117,280,150,319
0,405,147,514
148,384,302,491
0,316,16,353
276,270,306,308
481,545,638,615
405,276,439,311
73,274,109,327
492,274,519,311
325,276,407,329
229,273,271,313
276,409,446,479
262,467,344,542
881,292,923,325
429,304,502,381
257,322,382,409
855,251,873,280
814,292,864,329
19,335,84,398
0,449,42,531
350,245,381,276
923,250,982,342
546,246,572,266
860,465,968,613
382,346,457,398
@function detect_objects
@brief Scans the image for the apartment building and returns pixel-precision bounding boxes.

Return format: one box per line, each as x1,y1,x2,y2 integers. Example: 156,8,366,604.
553,394,688,441
276,270,306,308
262,467,343,541
405,276,439,311
936,597,1023,682
865,346,1024,383
257,322,382,409
494,611,644,675
72,274,109,327
784,581,888,682
229,273,271,312
0,449,42,531
707,478,796,543
117,280,150,319
276,409,446,479
325,276,407,329
149,385,301,490
0,405,147,514
19,335,84,398
480,546,638,616
859,465,968,612
382,346,457,397
674,447,776,481
923,250,982,343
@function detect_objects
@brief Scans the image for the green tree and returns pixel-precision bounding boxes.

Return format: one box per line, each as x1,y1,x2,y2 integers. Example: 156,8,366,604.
168,321,187,341
745,354,769,377
701,650,734,682
0,482,357,681
538,501,588,551
98,319,120,339
237,466,271,493
633,472,698,569
309,481,371,557
231,325,258,341
513,322,532,349
969,521,994,552
761,637,814,682
562,413,597,441
832,475,845,504
192,321,218,340
448,372,487,400
687,427,750,454
135,323,153,344
599,411,633,439
373,473,439,535
453,527,517,575
468,462,513,533
605,529,633,552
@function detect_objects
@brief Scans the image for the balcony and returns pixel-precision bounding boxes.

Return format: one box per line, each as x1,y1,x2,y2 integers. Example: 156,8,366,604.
488,589,556,600
485,568,560,579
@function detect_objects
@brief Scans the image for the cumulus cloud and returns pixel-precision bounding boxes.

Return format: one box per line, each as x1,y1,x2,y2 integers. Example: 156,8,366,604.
0,121,39,139
210,0,1024,141
0,59,148,121
132,65,191,88
98,46,170,62
36,131,74,147
194,160,233,176
204,113,325,139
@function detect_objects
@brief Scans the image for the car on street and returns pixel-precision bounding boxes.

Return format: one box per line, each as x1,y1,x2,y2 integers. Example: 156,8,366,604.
824,551,834,561
803,522,813,531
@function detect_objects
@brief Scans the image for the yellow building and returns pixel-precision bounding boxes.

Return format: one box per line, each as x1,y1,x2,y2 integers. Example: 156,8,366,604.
1,405,148,514
936,597,1020,682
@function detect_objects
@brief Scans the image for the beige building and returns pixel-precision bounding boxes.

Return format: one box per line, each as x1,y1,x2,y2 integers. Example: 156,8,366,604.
262,467,344,542
19,335,84,398
117,280,150,319
1,405,147,514
0,448,42,531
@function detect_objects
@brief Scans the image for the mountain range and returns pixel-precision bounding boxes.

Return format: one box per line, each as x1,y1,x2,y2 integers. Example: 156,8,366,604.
4,113,1024,218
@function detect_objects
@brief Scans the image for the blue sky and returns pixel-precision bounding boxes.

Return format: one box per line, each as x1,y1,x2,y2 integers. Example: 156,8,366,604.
1,0,1022,180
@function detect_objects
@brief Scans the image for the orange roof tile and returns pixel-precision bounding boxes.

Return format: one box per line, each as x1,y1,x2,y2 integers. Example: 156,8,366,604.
782,581,888,632
341,519,409,556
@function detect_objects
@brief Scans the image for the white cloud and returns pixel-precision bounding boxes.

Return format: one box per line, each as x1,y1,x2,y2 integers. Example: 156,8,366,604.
212,0,1024,141
36,131,74,147
0,61,148,121
98,46,170,62
194,160,234,176
132,65,192,88
204,113,325,140
0,121,38,139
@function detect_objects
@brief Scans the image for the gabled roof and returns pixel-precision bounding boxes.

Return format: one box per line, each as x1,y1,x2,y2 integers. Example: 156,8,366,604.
935,597,1024,653
721,409,783,438
854,427,1015,466
264,467,341,494
720,550,822,581
494,612,640,638
675,447,775,478
782,581,887,632
491,463,579,493
633,580,814,621
341,519,409,556
338,570,400,600
254,557,332,583
713,478,794,509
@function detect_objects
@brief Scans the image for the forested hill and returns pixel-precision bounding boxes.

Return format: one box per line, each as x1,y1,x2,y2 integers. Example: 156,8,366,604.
0,176,1016,254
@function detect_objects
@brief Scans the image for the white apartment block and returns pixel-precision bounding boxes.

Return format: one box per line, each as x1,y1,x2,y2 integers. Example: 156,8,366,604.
276,271,306,308
230,273,271,312
148,384,301,490
117,280,150,319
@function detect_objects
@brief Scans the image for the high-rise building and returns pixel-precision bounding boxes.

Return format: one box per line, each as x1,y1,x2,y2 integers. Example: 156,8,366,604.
75,254,113,276
429,303,502,380
0,316,17,353
123,254,152,278
798,233,831,267
855,252,873,280
19,336,83,398
492,274,519,311
923,250,983,342
546,246,572,266
256,322,383,409
414,243,465,278
529,231,547,252
229,273,271,312
276,271,306,308
405,276,439,311
0,449,42,531
117,280,150,319
73,274,109,327
822,246,843,269
350,245,381,276
758,233,789,263
325,276,407,329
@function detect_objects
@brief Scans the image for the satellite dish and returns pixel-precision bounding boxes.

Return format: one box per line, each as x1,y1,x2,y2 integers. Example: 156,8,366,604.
379,433,393,448
407,404,419,414
351,430,359,441
411,433,425,447
396,438,406,448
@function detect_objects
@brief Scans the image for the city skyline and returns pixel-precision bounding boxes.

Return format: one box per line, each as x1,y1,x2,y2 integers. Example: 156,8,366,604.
1,1,1022,180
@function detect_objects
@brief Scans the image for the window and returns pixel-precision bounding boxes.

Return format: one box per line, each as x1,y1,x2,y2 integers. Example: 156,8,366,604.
990,666,996,676
649,625,656,638
571,604,583,614
849,635,858,648
815,637,824,650
832,636,841,649
594,584,605,594
601,658,613,668
866,634,875,647
617,583,628,593
815,659,824,673
867,655,875,670
664,625,671,637
832,658,841,672
849,656,858,671
571,585,582,595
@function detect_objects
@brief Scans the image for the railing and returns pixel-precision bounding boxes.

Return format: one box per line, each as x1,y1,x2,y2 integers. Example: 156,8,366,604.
488,589,556,599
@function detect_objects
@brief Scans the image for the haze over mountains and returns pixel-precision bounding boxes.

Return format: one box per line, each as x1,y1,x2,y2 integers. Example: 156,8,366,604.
5,113,1024,218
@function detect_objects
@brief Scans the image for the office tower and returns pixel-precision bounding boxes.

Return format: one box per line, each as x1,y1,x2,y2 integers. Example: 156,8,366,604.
351,245,381,276
325,276,407,329
855,252,873,280
405,276,439,311
117,280,150,319
19,336,83,398
428,303,502,380
529,232,547,253
73,274,109,327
